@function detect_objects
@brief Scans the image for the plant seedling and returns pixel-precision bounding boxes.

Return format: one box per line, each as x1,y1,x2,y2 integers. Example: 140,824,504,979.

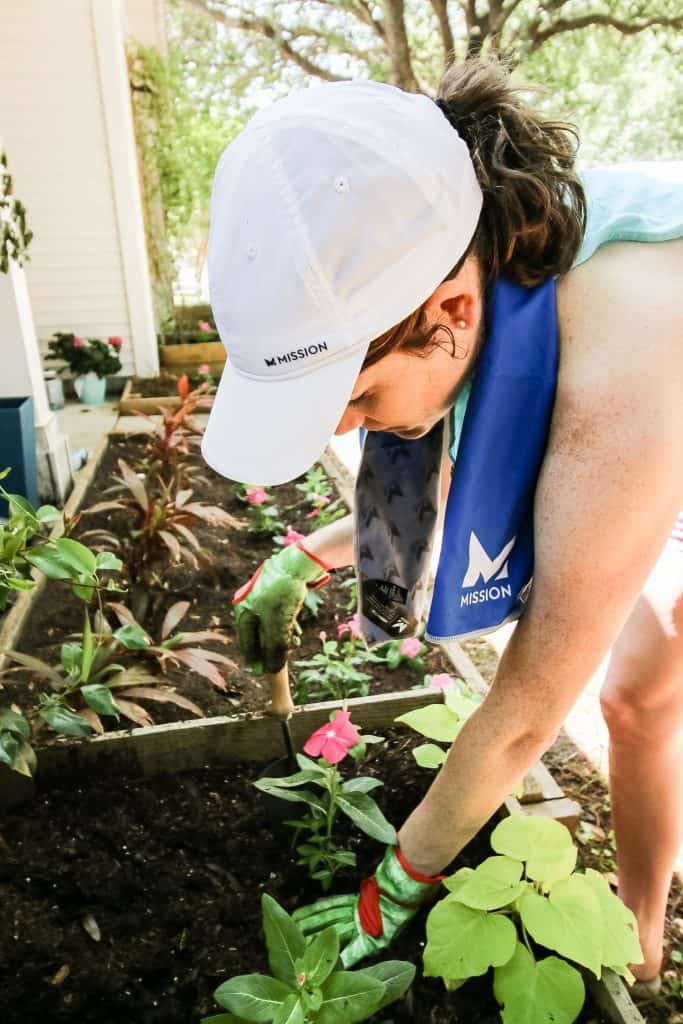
254,711,392,890
423,815,643,1024
293,633,384,704
395,680,482,769
205,894,415,1024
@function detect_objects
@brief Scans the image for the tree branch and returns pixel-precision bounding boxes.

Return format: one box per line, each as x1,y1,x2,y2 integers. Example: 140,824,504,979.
181,0,349,82
530,12,683,50
380,0,420,90
426,0,456,61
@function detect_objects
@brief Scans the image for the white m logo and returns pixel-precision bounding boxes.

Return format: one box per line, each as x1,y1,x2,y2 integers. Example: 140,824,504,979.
462,532,516,588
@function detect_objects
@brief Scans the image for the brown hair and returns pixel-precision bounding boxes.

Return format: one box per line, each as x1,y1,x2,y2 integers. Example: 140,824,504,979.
363,58,586,371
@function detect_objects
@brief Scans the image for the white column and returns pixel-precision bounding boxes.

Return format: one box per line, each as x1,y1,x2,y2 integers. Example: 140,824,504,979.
0,260,73,502
91,0,159,377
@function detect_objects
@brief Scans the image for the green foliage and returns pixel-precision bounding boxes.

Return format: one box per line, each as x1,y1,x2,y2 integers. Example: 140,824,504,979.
254,746,394,890
395,683,482,767
0,707,35,778
0,469,61,610
207,894,415,1023
46,333,122,378
423,815,644,1024
0,150,32,273
293,635,385,704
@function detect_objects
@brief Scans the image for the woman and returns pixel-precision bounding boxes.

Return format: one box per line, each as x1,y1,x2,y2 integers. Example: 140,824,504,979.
201,59,683,990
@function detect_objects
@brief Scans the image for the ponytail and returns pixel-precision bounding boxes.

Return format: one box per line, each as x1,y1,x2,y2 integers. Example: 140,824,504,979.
437,59,586,287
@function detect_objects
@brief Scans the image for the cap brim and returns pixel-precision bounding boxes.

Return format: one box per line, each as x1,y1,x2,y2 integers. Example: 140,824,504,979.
201,345,368,485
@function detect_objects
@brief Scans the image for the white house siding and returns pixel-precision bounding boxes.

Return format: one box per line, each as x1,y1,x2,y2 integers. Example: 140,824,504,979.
0,0,158,376
124,0,167,53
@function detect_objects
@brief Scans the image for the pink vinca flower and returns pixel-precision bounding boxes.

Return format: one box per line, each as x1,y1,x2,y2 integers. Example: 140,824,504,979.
428,673,456,692
245,487,269,505
73,336,87,348
311,493,330,507
303,711,361,765
198,320,214,333
283,529,305,547
318,631,327,643
399,637,422,659
198,363,210,375
108,336,123,348
337,612,362,641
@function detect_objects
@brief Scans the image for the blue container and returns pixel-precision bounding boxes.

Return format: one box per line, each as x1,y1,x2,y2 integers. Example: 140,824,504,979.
0,397,38,518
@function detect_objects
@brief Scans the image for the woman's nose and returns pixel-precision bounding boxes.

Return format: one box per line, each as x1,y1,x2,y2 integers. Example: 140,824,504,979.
335,406,365,435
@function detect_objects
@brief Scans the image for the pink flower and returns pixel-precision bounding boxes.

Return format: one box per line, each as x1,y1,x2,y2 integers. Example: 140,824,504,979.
198,320,214,333
73,336,86,348
399,637,422,659
283,529,305,547
198,363,210,375
307,508,320,519
337,612,362,641
108,336,123,348
428,673,456,692
303,710,361,765
318,630,327,643
199,381,209,392
311,493,330,507
245,487,269,505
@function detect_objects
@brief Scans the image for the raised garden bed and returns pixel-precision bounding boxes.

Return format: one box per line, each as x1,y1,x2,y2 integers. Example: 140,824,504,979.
0,720,640,1024
119,377,215,415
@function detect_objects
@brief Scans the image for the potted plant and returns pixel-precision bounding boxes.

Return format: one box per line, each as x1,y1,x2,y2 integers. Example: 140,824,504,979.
45,332,123,405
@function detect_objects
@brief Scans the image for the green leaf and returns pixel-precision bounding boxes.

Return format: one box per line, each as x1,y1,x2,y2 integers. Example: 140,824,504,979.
317,969,385,1024
273,995,304,1024
25,544,71,579
36,504,61,524
72,578,97,603
114,623,152,649
491,815,577,883
395,704,462,743
0,732,19,768
357,961,416,1012
443,866,475,898
213,974,292,1021
39,702,92,737
302,926,339,988
81,684,120,720
413,743,447,769
9,739,37,778
256,770,323,790
519,875,602,978
7,492,39,522
493,942,586,1024
0,707,30,739
444,688,482,719
60,642,84,677
201,1015,250,1024
423,896,517,980
81,609,94,682
336,792,397,845
95,551,123,571
340,776,383,794
583,869,643,971
253,781,325,813
262,894,306,986
54,537,97,576
452,856,527,911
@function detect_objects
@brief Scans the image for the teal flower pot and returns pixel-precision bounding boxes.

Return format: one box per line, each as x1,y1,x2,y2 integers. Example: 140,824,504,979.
74,372,106,405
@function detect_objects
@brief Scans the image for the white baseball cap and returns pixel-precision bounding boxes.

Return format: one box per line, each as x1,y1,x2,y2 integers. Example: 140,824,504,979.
202,79,482,485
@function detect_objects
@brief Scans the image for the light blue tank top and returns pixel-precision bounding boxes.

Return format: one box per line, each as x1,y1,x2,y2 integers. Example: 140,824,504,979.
449,163,683,461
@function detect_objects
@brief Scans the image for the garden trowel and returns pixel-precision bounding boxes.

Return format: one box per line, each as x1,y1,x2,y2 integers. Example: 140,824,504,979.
259,663,298,829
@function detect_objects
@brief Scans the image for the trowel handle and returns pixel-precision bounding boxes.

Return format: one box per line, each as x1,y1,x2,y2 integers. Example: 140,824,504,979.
267,663,294,718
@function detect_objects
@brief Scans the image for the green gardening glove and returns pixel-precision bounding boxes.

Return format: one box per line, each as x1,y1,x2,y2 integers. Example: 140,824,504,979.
292,845,444,967
232,541,332,674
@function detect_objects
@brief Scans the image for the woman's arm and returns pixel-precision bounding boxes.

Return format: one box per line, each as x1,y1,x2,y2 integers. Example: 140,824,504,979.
304,512,355,569
399,246,683,873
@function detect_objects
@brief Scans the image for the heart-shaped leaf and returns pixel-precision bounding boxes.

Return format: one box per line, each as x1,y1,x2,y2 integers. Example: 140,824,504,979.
491,816,577,883
395,705,462,743
519,875,602,977
413,743,447,769
493,941,585,1024
454,856,527,910
424,896,517,980
583,869,643,971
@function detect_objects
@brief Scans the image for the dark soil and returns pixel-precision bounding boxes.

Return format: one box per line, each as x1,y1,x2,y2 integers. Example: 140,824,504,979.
0,728,607,1024
131,374,186,398
2,434,462,736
